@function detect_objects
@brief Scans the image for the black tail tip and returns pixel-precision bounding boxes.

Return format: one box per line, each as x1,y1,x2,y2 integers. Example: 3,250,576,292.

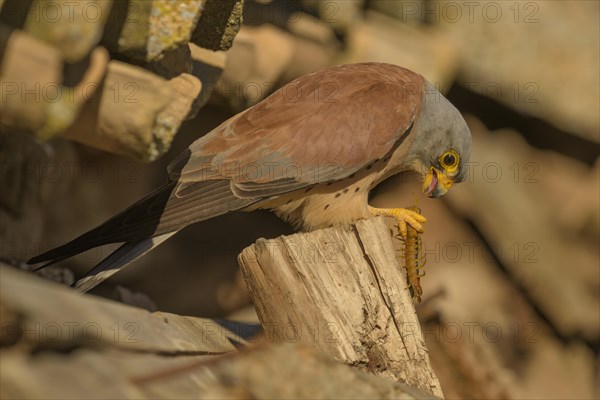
26,257,39,265
27,254,45,265
27,254,59,271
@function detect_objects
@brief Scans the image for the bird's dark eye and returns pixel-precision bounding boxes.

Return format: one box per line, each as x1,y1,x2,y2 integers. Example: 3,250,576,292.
440,150,459,171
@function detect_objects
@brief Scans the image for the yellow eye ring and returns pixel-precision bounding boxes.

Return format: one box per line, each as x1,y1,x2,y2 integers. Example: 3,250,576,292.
440,149,459,171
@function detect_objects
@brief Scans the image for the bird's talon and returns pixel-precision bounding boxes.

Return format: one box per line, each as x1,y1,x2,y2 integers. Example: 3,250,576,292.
368,206,426,236
415,214,427,223
397,221,408,239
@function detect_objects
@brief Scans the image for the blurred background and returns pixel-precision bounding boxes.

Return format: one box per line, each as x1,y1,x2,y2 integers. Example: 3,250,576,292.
0,1,598,398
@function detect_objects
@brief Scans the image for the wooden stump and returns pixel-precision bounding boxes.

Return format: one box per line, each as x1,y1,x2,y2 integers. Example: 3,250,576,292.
238,217,444,398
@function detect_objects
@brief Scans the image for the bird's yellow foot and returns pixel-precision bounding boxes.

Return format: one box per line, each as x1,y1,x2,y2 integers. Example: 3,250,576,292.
368,206,426,238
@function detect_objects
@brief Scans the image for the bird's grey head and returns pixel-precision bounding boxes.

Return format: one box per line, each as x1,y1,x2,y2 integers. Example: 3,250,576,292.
408,82,471,198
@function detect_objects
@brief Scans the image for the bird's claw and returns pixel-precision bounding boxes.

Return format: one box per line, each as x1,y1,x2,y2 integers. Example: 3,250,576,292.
393,208,426,239
368,206,426,239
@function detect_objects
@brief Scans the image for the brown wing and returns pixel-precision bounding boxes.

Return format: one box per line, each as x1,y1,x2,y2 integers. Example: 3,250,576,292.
168,63,425,198
29,63,424,265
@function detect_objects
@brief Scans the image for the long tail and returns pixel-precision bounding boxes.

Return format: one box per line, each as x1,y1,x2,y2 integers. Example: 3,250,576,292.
74,231,177,292
28,182,179,266
28,179,256,280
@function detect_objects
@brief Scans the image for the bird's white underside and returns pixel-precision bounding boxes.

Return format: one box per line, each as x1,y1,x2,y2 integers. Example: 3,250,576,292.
258,142,425,231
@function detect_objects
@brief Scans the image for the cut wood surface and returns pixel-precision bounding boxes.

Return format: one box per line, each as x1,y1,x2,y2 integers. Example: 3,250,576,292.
238,216,444,398
61,61,175,161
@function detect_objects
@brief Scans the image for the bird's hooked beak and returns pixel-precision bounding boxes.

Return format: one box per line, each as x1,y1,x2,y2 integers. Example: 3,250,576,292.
422,167,454,198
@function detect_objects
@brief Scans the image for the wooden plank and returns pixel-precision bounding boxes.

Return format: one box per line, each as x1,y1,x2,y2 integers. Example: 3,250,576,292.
0,266,441,399
1,343,440,399
0,266,243,353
